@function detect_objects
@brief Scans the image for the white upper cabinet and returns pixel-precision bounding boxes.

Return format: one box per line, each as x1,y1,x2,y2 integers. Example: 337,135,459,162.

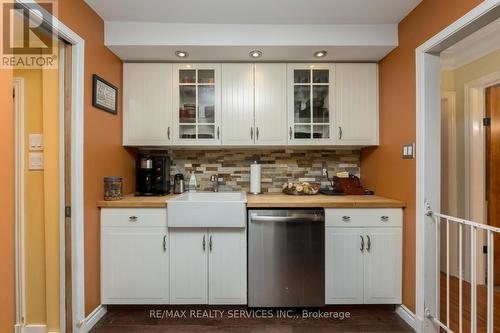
254,64,287,145
123,62,379,147
172,64,222,145
287,64,335,145
335,63,379,145
221,64,255,145
123,63,173,146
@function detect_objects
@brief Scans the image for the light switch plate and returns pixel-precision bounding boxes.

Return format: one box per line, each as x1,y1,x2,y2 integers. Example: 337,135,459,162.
29,133,43,151
402,143,415,159
28,152,44,170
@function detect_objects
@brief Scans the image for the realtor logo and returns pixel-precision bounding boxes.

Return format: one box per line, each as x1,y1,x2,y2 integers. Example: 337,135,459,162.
1,0,58,68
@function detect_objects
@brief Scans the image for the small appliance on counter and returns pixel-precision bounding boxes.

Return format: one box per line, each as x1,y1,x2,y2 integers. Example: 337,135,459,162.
173,173,185,194
135,152,170,196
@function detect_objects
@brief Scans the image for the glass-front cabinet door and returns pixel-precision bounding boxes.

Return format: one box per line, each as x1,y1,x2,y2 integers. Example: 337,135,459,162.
173,64,222,145
287,64,334,145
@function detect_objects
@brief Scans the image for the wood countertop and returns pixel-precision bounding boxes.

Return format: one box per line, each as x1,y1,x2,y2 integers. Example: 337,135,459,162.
97,194,175,208
97,193,405,209
246,193,405,208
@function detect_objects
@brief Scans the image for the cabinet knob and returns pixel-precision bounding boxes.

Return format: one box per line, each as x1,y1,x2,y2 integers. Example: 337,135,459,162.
129,216,138,222
381,216,390,222
342,216,351,222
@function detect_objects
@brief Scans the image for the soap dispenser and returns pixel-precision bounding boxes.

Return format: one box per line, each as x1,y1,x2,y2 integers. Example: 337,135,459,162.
188,172,197,192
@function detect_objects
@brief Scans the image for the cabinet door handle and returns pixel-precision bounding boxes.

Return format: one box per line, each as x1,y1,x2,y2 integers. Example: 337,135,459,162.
250,127,254,140
217,126,220,140
202,235,206,251
129,216,138,222
339,126,343,140
381,216,389,222
256,127,259,140
167,126,171,140
209,235,212,252
360,235,364,252
289,126,292,140
342,216,351,222
366,235,371,252
163,235,167,252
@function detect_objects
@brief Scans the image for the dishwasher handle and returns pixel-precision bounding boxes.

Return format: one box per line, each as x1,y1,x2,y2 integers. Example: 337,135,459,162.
250,214,324,223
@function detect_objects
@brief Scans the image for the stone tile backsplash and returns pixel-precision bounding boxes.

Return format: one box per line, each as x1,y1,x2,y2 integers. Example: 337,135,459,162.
169,149,360,193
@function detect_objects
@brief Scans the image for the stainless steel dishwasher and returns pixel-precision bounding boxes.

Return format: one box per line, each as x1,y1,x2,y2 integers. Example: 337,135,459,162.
248,209,325,307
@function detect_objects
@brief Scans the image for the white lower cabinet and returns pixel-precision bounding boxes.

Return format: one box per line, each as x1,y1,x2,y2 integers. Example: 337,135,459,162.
101,208,168,304
325,208,402,304
169,227,247,304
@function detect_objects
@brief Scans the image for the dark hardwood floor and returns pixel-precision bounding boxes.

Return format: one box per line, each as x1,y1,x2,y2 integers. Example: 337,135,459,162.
439,273,500,333
89,305,414,333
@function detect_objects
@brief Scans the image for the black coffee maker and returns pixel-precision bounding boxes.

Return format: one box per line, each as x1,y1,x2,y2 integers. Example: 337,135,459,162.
136,152,171,196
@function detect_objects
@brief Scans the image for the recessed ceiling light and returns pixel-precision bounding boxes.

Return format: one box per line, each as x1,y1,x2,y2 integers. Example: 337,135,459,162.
313,50,327,58
175,51,189,58
249,50,263,58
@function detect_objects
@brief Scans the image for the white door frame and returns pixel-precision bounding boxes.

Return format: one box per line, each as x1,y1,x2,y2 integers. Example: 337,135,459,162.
13,77,26,333
463,70,500,286
415,1,500,332
15,1,86,332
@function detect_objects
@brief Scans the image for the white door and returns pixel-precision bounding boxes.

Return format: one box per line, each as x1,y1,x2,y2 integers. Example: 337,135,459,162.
101,227,168,303
335,63,379,145
208,228,247,304
363,228,402,304
221,64,255,145
169,228,208,304
287,63,335,145
173,63,222,145
123,63,172,146
254,63,287,145
325,228,364,304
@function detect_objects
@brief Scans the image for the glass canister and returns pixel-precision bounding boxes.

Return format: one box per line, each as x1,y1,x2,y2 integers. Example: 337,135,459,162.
104,176,123,201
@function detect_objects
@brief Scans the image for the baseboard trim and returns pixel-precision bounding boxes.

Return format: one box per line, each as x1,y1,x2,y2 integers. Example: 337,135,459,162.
396,304,417,332
21,325,47,333
82,304,107,333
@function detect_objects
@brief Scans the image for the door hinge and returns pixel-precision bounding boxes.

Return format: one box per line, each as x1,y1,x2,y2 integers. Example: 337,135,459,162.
483,245,488,254
483,117,491,126
65,206,71,218
13,88,15,98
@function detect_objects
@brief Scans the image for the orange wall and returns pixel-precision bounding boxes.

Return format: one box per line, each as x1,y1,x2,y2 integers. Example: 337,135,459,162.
56,0,135,315
361,0,482,313
0,67,15,333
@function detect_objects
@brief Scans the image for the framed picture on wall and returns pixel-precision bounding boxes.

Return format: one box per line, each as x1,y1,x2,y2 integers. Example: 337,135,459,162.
92,74,118,114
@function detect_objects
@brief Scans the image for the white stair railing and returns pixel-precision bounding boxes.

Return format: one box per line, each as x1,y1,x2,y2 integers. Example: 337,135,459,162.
426,211,499,333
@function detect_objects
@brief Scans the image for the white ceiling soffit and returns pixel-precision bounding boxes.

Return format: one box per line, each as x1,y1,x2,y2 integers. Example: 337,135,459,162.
441,18,500,70
85,0,423,61
105,23,398,62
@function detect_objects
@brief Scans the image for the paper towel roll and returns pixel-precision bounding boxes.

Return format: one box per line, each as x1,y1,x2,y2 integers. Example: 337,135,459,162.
250,162,261,194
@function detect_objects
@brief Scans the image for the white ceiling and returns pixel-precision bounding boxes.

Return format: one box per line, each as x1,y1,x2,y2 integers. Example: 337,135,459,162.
85,0,422,25
441,18,500,70
85,0,423,62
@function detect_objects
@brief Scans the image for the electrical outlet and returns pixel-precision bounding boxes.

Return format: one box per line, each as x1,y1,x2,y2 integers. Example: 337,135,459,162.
28,152,44,170
402,143,415,159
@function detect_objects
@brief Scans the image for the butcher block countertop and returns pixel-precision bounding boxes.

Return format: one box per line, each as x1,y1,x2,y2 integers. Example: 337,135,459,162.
97,194,175,208
97,193,405,209
246,194,405,208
